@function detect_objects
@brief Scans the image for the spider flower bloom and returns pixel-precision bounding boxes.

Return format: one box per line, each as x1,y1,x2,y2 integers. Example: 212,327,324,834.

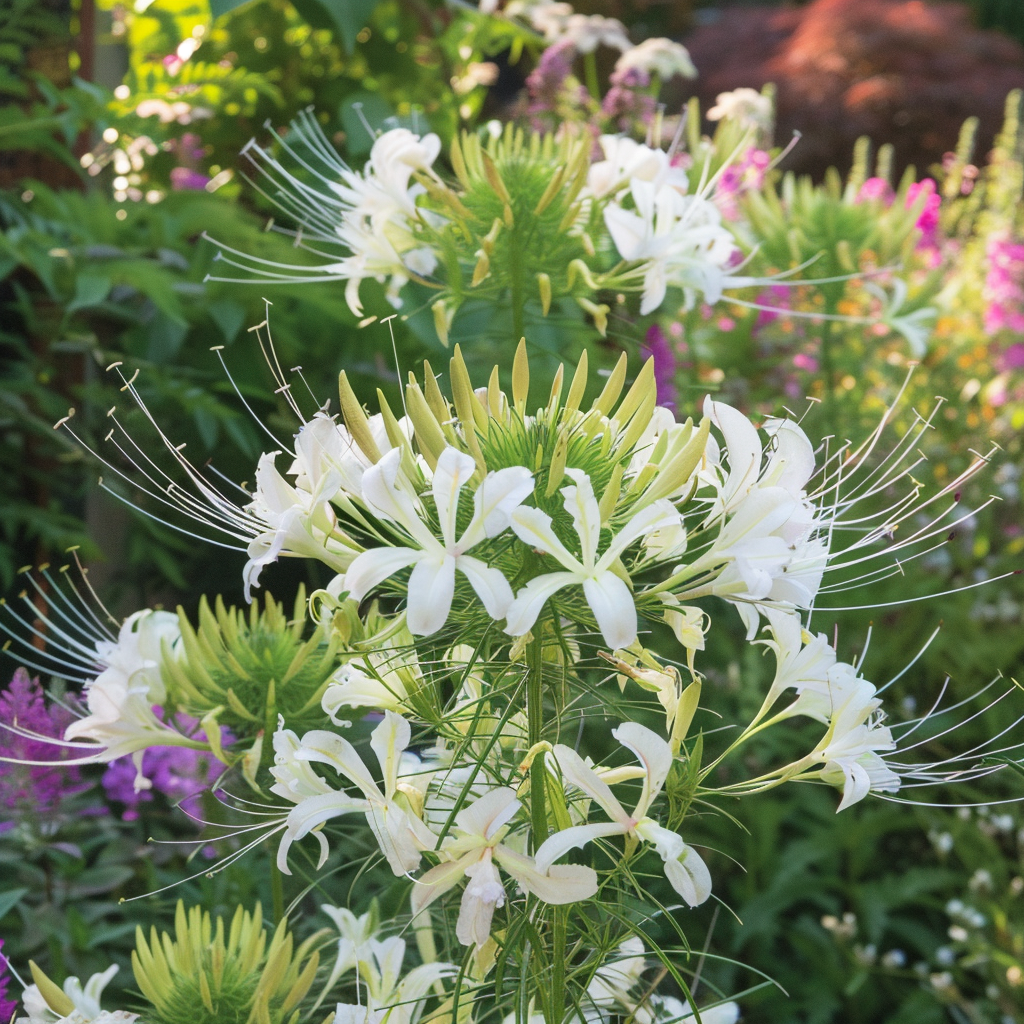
410,786,598,948
536,723,712,906
0,577,209,792
271,711,436,875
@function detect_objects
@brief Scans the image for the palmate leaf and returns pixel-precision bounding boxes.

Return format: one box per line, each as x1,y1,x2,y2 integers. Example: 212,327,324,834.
208,0,379,53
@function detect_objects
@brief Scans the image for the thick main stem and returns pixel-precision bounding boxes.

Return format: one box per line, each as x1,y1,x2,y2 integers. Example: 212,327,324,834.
527,630,548,848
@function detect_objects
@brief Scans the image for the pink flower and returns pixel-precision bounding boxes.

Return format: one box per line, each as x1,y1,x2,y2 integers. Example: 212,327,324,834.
858,177,894,204
983,234,1024,335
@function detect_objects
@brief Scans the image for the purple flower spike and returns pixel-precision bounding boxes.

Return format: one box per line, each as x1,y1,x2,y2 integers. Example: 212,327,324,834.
0,668,86,826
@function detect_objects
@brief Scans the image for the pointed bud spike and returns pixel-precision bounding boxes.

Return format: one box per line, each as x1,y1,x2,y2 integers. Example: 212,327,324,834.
564,349,589,415
422,361,450,425
405,381,447,470
472,250,491,287
598,463,624,523
481,150,512,204
450,132,470,188
533,165,565,216
545,430,570,497
338,372,382,463
29,963,76,1016
536,272,552,316
615,356,656,427
512,339,530,412
432,300,452,348
592,352,628,415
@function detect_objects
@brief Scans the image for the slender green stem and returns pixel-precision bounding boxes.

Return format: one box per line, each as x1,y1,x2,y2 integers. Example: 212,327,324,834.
510,218,526,346
269,847,285,924
583,51,601,102
527,630,548,848
551,906,567,1024
820,310,837,437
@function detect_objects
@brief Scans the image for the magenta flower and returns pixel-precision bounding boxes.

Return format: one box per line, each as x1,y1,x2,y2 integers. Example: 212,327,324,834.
101,712,228,820
642,323,677,412
857,177,894,204
983,234,1024,335
0,668,87,827
0,938,17,1020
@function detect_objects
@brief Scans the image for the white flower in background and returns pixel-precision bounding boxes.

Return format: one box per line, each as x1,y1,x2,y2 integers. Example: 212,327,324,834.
561,14,631,52
604,182,740,313
17,966,137,1024
328,936,453,1024
506,470,680,648
215,122,442,316
343,446,534,635
813,673,900,811
63,611,194,791
650,995,740,1024
320,905,379,996
706,87,774,134
410,787,599,948
535,723,712,906
271,711,436,875
614,38,697,81
586,136,688,200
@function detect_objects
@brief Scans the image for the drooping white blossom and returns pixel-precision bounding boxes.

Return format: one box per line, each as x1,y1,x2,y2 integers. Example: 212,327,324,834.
271,711,436,874
706,87,774,134
410,787,598,948
613,38,697,81
535,723,712,906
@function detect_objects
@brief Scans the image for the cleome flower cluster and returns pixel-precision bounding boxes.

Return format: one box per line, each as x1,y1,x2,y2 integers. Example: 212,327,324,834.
1,343,1014,1023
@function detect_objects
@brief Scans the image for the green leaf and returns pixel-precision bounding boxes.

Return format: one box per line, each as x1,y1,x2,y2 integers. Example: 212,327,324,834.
980,755,1024,782
207,298,246,343
209,0,258,20
293,0,378,53
0,887,28,922
66,273,111,313
340,90,394,156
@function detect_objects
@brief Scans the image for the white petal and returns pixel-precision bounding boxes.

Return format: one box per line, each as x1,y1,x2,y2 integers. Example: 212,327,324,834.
370,711,411,793
561,470,602,568
509,507,584,572
533,822,628,874
703,397,762,511
345,547,421,602
432,447,477,547
494,846,599,904
410,852,479,917
464,465,535,545
457,856,505,948
551,743,631,826
405,554,457,635
661,842,712,907
504,571,580,637
457,554,514,620
601,499,682,566
611,722,673,814
583,572,638,649
454,787,521,840
297,729,381,802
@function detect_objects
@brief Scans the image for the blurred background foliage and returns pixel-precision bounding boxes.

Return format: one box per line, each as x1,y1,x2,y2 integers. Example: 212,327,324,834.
1,1,1023,1022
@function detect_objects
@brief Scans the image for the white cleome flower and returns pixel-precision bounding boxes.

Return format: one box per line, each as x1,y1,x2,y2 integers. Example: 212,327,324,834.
327,936,453,1024
17,966,137,1024
343,446,534,635
535,723,712,907
604,181,740,313
586,136,688,200
410,786,598,949
613,38,697,81
506,469,680,649
63,611,195,791
706,87,774,134
271,711,436,875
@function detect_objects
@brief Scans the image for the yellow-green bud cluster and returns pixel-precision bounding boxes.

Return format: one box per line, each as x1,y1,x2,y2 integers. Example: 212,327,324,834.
132,901,323,1024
